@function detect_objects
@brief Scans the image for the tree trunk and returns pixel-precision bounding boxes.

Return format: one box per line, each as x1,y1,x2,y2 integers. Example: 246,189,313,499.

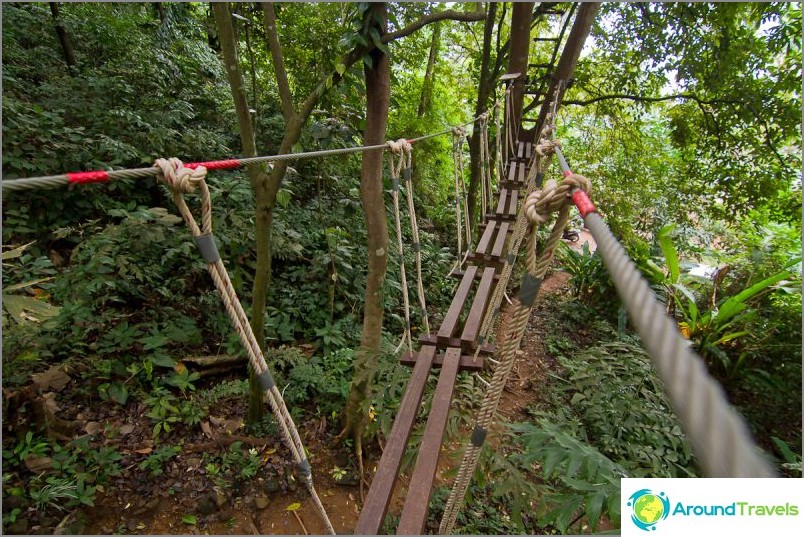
466,2,499,234
212,2,271,425
154,2,166,22
417,21,441,118
49,3,76,75
341,3,391,448
507,2,534,136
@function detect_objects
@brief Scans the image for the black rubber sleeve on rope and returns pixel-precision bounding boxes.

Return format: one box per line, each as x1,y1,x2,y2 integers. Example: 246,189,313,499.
535,171,545,188
471,425,487,447
507,253,516,265
257,370,275,391
297,459,311,477
392,178,399,191
518,273,542,307
195,233,220,264
403,168,412,182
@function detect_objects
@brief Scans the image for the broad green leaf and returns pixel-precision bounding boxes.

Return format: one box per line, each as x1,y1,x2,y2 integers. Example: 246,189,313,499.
108,381,129,405
286,502,301,511
715,269,791,324
149,354,176,368
182,514,197,525
1,241,34,261
658,224,680,283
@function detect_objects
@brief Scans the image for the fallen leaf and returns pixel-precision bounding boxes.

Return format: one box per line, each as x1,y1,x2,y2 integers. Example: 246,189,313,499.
223,419,243,434
200,421,213,439
32,366,71,391
285,502,301,512
84,422,102,435
209,416,224,426
42,392,59,413
119,424,135,436
24,456,53,474
135,447,153,455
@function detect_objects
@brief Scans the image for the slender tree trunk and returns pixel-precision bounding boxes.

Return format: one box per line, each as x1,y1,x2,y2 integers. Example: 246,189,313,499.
341,3,391,450
212,2,271,425
466,2,499,233
154,2,166,22
49,3,76,76
508,2,534,135
417,21,441,118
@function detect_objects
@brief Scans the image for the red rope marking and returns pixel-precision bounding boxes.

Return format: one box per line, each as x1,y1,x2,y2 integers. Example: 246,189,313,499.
562,170,573,178
67,171,109,184
572,189,597,218
186,159,240,170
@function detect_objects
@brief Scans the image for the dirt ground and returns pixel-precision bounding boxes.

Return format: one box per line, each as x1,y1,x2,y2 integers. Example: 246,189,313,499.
5,235,590,536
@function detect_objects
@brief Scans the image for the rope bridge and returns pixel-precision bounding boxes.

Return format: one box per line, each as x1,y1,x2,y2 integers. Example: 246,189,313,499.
4,40,776,537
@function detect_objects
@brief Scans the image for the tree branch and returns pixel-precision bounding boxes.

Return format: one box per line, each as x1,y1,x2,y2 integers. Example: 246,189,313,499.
382,9,485,43
561,92,739,107
261,2,295,121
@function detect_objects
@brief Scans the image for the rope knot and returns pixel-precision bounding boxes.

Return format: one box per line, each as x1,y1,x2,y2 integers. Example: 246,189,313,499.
452,126,465,137
534,138,562,157
386,140,401,153
523,179,566,224
479,112,488,122
562,172,591,195
154,157,207,193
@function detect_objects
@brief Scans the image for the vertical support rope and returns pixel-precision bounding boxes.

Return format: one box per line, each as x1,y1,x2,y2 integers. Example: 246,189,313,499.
439,173,576,535
479,116,489,220
400,142,431,336
452,129,466,261
387,142,414,353
153,158,335,535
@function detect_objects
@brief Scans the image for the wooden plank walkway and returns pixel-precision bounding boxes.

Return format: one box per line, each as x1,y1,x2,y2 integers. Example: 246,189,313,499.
355,141,535,535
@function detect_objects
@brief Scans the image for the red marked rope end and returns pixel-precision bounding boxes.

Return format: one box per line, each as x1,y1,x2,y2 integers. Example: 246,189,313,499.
67,171,109,184
406,139,415,144
562,170,573,178
187,159,240,171
572,189,597,218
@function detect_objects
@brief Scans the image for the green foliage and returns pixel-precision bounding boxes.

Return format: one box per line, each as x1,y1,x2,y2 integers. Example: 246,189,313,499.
509,420,626,533
139,444,182,477
556,242,616,308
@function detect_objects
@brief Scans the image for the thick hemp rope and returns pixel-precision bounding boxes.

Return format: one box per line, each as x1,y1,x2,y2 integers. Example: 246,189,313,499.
471,137,561,364
153,158,336,534
387,140,414,353
439,166,582,535
451,127,471,261
398,140,431,337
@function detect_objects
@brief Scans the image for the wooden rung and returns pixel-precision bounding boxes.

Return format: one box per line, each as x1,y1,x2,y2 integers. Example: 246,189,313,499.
436,266,478,341
400,350,485,371
485,212,516,223
475,221,497,256
460,267,496,344
491,222,510,258
495,188,509,214
449,268,501,281
506,161,518,183
397,348,462,535
354,346,438,535
507,189,519,216
419,334,495,355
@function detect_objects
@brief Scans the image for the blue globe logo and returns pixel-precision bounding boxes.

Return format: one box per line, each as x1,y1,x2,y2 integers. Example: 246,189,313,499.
627,489,670,531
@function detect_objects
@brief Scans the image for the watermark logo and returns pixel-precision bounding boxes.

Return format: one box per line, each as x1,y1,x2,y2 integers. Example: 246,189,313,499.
628,489,670,531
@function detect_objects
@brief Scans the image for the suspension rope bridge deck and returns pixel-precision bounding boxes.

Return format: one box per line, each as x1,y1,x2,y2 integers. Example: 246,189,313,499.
355,140,535,535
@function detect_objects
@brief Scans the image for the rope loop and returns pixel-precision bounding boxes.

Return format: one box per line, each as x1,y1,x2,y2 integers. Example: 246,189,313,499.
154,157,207,193
452,126,466,138
386,140,401,153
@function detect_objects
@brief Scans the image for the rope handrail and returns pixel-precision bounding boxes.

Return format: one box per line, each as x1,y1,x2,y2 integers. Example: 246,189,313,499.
2,103,503,194
553,145,775,478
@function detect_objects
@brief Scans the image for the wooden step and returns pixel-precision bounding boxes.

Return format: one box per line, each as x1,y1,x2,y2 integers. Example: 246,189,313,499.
354,346,439,535
400,350,485,371
396,348,462,535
